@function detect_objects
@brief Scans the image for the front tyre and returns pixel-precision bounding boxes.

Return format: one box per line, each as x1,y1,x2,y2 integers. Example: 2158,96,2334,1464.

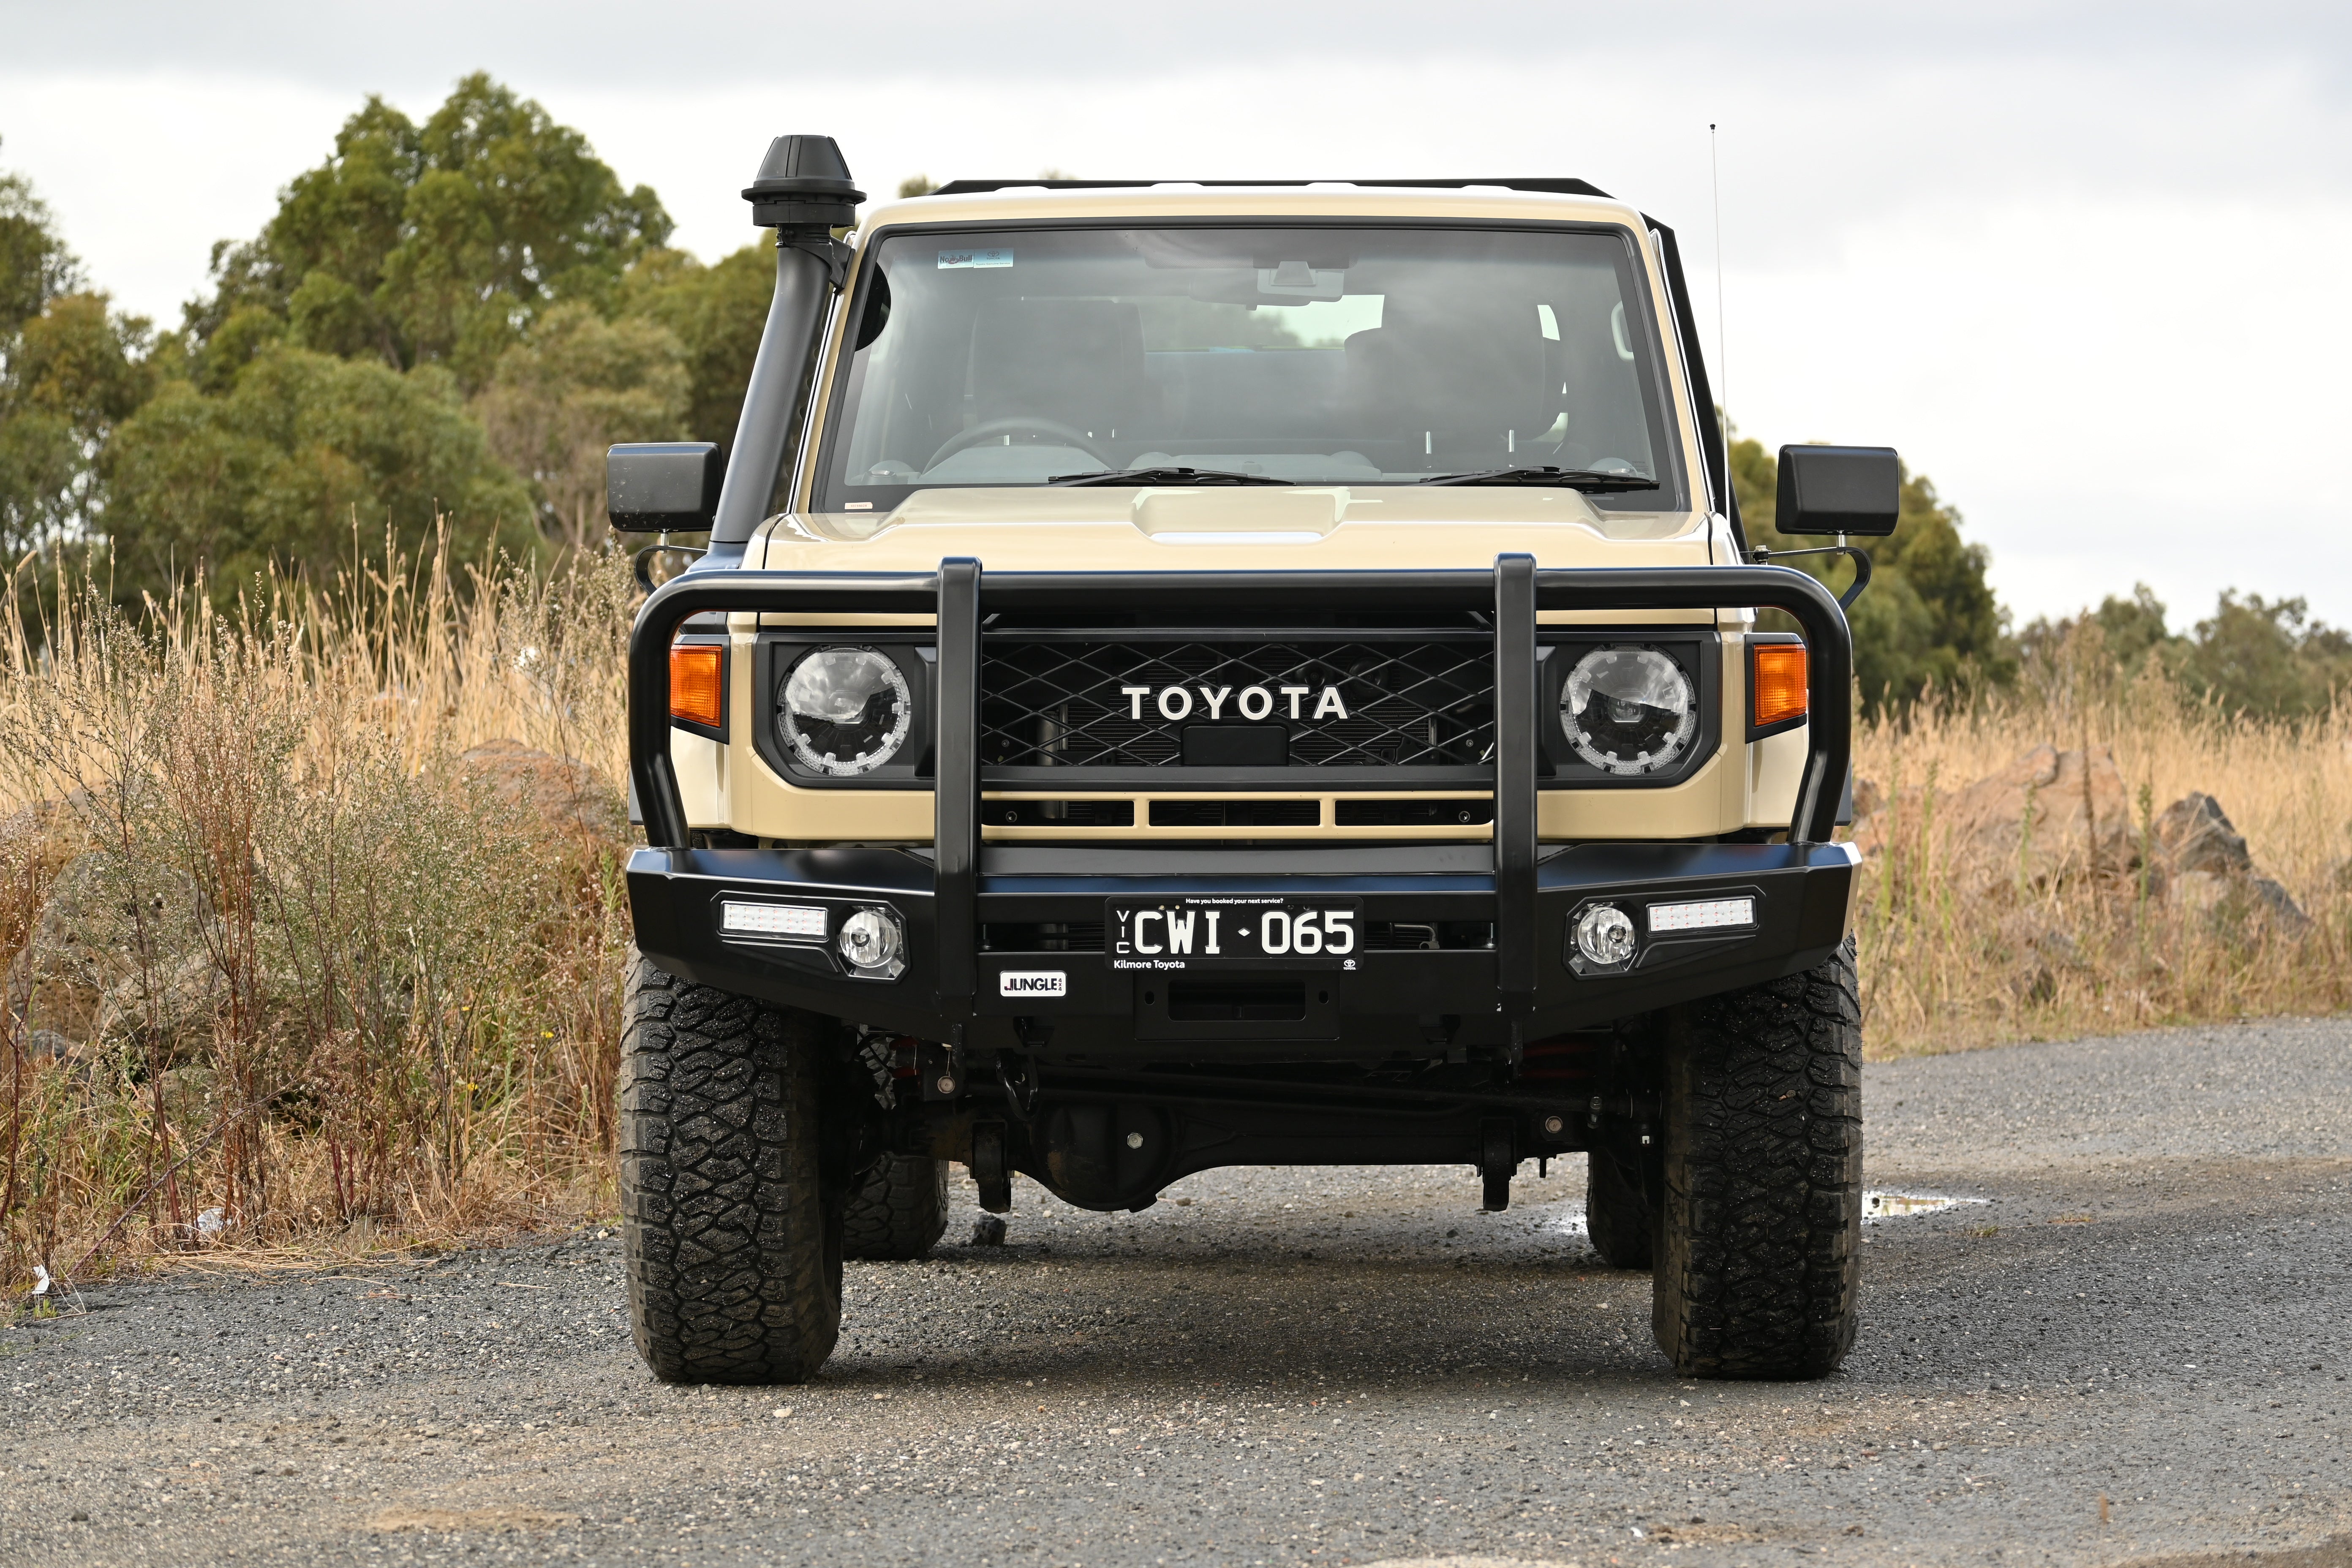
1652,938,1862,1379
619,951,843,1384
842,1154,950,1260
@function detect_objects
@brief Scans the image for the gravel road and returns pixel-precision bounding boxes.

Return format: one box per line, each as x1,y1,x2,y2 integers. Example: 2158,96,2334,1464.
4,1017,2348,1568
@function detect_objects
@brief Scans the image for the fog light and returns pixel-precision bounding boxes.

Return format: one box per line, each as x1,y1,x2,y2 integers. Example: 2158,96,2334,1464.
720,901,826,939
1573,903,1637,969
838,907,905,975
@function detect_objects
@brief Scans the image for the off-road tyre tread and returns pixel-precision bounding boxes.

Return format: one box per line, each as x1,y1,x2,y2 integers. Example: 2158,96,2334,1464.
620,951,842,1384
842,1154,950,1260
1652,937,1862,1380
1586,1149,1654,1270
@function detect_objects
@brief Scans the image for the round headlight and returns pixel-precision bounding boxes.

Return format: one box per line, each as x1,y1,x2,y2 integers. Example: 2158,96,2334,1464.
1561,645,1698,775
779,646,912,775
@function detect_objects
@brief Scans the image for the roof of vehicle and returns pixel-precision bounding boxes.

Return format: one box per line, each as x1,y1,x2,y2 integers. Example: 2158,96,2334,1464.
930,177,1612,199
855,180,1652,233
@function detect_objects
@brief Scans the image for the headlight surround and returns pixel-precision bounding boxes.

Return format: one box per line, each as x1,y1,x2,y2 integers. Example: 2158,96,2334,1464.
1560,645,1699,776
778,645,912,776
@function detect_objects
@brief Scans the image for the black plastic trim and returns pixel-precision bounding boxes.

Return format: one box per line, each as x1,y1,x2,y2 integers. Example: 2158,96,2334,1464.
1639,217,1740,554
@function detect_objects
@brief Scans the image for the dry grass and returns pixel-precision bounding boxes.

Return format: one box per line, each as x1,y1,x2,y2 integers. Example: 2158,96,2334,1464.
0,535,636,1296
0,560,2342,1296
1852,633,2352,1054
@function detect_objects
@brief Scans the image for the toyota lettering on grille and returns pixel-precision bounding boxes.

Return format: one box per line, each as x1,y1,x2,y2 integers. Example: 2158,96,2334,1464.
1119,684,1349,722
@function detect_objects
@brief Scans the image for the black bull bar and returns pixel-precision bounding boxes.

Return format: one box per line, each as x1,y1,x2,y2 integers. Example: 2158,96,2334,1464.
626,554,1854,1041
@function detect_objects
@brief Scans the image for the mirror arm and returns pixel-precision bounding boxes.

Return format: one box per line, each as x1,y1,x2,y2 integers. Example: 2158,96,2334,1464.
1747,543,1873,611
634,540,708,594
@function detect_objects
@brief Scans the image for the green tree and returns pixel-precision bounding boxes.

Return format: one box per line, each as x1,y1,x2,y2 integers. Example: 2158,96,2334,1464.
473,301,688,549
2019,584,2351,721
188,75,672,390
615,244,774,452
0,146,79,340
1732,435,2013,713
103,345,534,598
0,151,158,557
2174,593,2351,720
0,292,156,551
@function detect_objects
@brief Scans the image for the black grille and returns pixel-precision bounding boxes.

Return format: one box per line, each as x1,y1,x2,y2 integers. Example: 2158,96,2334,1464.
980,637,1494,769
1365,920,1495,951
1334,797,1494,827
982,800,1134,827
1149,798,1318,828
981,921,1107,952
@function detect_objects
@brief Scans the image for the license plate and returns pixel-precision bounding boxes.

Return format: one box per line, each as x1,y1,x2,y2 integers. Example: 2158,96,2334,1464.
1105,896,1362,971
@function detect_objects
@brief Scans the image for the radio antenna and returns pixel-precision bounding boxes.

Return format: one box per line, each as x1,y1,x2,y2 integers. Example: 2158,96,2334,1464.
1710,122,1729,455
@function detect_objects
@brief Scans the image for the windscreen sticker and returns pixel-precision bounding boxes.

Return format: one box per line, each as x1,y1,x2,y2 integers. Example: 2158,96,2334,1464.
938,247,1013,270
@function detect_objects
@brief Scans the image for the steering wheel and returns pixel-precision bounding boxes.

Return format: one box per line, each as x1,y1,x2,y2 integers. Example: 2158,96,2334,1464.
925,418,1111,473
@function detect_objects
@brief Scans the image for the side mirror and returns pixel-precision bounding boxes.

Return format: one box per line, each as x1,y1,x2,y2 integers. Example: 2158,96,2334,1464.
1775,445,1900,536
607,442,723,532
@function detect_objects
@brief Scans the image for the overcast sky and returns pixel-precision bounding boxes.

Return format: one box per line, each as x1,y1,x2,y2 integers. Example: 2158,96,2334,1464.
5,1,2348,629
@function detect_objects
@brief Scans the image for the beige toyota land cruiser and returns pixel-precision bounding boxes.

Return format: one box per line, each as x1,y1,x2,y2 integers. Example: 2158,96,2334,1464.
610,136,1900,1386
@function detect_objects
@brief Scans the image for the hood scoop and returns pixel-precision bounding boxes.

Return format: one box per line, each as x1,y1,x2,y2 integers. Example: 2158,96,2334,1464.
1131,487,1345,542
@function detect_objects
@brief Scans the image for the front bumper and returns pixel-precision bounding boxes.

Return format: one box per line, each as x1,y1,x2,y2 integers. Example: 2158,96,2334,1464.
626,555,1856,1057
626,838,1859,1057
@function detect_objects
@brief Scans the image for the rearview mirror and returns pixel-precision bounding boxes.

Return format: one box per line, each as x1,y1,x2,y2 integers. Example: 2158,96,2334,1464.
608,442,723,532
1775,445,1900,536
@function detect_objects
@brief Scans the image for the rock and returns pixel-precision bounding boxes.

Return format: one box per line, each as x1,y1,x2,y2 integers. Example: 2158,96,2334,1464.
2168,868,2231,916
8,852,219,1052
969,1215,1007,1247
456,740,626,842
95,947,227,1048
2247,877,2312,937
21,1027,76,1061
2153,792,2252,877
2148,794,2310,935
2168,865,2310,937
1853,744,2139,890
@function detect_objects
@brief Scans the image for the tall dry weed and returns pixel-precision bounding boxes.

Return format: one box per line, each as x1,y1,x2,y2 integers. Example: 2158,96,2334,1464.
1854,622,2351,1051
0,534,635,1295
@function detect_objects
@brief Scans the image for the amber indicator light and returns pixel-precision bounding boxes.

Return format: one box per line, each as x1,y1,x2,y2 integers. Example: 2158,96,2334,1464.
1751,642,1808,729
670,644,724,729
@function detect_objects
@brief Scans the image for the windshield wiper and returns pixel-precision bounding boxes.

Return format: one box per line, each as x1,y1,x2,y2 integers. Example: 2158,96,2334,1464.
1046,466,1293,487
1418,466,1660,491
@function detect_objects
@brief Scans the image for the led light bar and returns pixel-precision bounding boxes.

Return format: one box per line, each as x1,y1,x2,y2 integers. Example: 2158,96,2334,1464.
720,901,827,939
1647,897,1756,934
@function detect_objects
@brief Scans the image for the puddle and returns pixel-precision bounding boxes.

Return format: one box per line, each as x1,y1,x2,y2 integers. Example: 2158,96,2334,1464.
1864,1190,1986,1222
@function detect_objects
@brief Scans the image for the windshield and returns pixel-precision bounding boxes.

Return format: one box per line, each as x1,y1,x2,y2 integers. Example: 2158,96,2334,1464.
811,224,1685,512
